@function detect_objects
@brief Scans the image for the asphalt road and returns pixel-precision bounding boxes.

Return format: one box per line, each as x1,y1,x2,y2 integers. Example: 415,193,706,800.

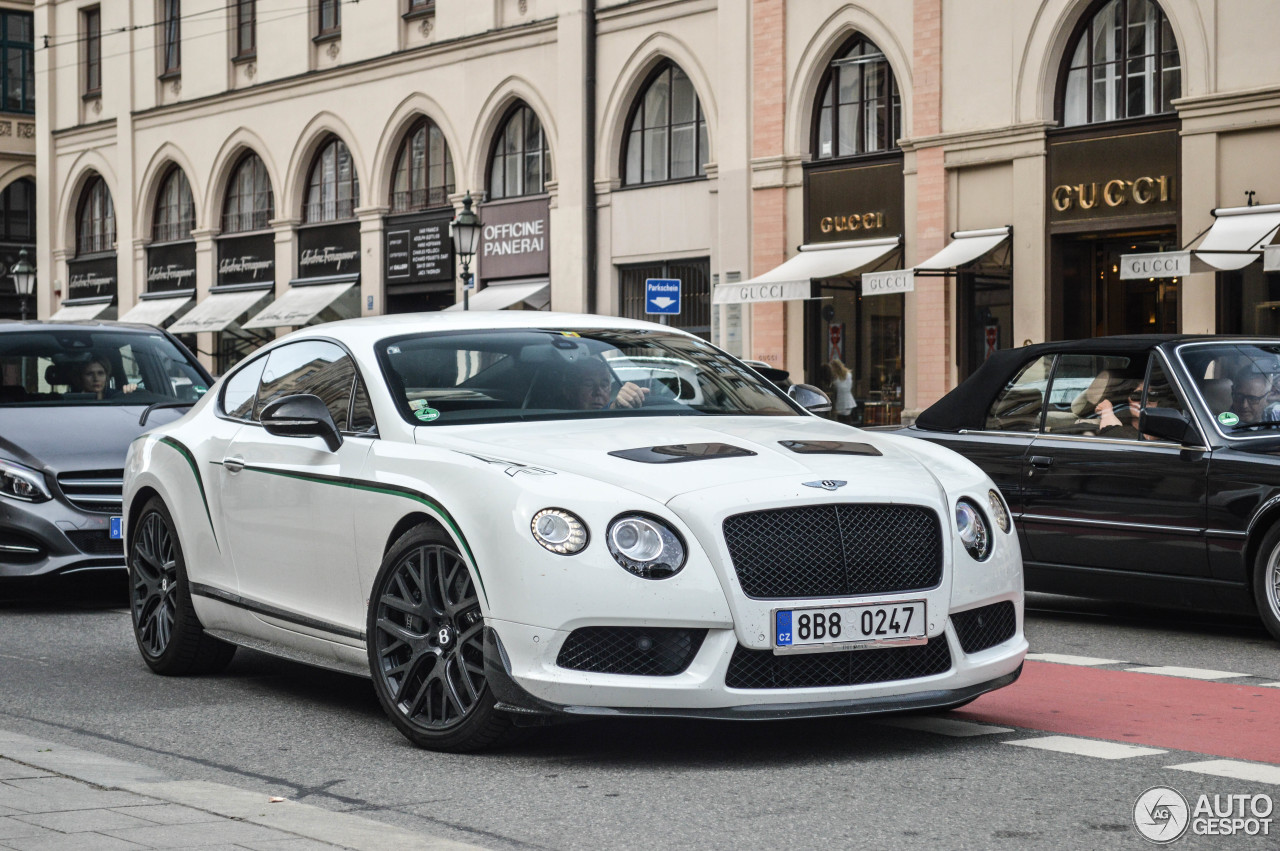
1,576,1278,850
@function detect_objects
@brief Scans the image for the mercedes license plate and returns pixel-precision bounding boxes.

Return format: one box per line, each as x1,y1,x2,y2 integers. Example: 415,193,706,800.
774,600,926,654
109,517,123,540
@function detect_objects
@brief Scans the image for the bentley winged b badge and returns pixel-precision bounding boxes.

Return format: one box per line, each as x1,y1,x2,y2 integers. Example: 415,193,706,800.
803,480,848,491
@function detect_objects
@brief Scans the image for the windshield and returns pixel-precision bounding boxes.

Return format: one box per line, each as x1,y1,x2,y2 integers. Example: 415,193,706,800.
1179,342,1280,431
376,328,801,424
0,328,211,407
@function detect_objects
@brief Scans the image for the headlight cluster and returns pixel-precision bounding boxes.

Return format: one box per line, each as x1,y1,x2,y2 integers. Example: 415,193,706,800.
529,507,687,579
955,498,992,561
987,489,1012,533
0,459,50,503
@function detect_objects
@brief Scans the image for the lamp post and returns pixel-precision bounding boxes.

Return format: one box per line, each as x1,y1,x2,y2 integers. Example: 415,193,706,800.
10,249,34,321
450,191,482,311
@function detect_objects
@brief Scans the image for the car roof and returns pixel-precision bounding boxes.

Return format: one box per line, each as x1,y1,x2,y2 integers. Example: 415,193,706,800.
0,319,167,334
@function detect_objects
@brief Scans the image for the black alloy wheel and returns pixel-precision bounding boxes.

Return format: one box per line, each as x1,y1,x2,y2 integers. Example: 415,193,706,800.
128,497,236,675
368,524,512,751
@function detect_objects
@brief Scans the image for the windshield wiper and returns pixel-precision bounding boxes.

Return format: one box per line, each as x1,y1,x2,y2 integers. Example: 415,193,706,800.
139,401,196,427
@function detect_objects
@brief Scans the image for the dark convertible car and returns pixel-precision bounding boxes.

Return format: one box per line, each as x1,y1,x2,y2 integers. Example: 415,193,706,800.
903,334,1280,642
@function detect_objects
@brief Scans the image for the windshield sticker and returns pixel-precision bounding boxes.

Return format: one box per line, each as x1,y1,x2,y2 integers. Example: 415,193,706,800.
1219,411,1240,426
413,406,441,422
387,345,401,354
560,331,580,337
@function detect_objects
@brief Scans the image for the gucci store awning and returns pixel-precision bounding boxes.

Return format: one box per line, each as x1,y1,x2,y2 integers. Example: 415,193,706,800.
444,279,550,311
711,237,900,305
243,281,356,329
118,292,193,327
50,298,114,321
1265,244,1279,273
861,227,1011,296
168,287,273,334
1120,204,1280,279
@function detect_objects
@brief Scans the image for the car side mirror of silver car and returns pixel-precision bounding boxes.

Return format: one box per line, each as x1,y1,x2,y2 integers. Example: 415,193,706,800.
261,394,344,452
788,383,832,413
1139,407,1197,445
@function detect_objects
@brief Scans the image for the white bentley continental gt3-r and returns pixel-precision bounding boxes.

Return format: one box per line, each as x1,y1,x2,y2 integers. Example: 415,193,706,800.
122,312,1026,751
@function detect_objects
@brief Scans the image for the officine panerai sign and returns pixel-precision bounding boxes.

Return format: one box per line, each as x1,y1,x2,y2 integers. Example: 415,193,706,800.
478,197,550,281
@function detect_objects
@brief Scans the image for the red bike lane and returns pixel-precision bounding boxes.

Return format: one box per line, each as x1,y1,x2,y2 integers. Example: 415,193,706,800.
955,660,1280,764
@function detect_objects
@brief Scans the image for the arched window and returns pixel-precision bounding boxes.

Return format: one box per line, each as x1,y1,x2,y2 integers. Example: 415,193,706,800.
304,136,360,223
222,152,274,233
1061,0,1180,126
487,104,551,200
623,62,709,185
813,36,901,160
76,174,115,255
153,167,195,243
390,117,455,213
0,178,34,242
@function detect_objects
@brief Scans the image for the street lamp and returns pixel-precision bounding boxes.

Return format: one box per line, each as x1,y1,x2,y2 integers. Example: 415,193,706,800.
10,249,34,321
450,191,482,311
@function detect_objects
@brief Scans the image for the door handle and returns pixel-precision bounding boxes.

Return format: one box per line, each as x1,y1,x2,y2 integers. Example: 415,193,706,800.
1029,455,1053,468
223,455,245,473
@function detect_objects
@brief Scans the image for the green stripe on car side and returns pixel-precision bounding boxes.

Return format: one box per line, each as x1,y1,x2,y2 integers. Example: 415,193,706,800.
236,464,488,604
157,436,219,547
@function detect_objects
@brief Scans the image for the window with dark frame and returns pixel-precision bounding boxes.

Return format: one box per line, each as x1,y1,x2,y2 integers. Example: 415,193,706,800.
83,7,101,96
391,117,455,212
76,175,115,256
812,35,901,160
317,0,340,38
222,153,274,233
161,0,180,76
234,0,256,58
623,62,709,186
487,104,552,200
618,258,712,339
304,136,360,223
1060,0,1181,126
405,0,435,14
0,178,34,242
1,12,34,114
153,168,195,243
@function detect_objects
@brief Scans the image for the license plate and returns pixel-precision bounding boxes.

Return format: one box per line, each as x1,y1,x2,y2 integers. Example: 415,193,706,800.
109,517,123,540
774,600,926,654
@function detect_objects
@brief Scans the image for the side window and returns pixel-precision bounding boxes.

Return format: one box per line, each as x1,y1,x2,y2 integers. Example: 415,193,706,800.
1144,359,1186,417
255,341,354,430
221,356,267,420
349,377,376,433
1043,353,1147,438
985,355,1054,432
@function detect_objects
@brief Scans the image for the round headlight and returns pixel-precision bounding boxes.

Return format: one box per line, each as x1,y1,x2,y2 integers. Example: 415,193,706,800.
606,514,686,579
987,489,1012,533
530,508,588,555
955,499,992,561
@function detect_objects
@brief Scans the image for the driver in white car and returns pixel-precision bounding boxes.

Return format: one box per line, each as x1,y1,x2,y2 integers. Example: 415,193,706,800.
562,357,649,410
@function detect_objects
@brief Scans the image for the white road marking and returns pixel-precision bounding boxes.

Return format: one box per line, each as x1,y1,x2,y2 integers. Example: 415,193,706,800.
1124,666,1248,680
1026,653,1128,666
1258,682,1280,688
877,717,1014,737
1004,736,1166,759
1169,760,1280,785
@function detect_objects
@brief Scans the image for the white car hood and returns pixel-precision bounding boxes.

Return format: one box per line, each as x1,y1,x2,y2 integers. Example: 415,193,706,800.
416,416,943,504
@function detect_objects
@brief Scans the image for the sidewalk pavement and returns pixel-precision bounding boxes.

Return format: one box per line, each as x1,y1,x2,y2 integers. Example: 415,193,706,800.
0,729,484,851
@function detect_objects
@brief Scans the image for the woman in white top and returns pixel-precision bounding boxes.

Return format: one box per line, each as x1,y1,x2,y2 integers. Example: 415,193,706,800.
829,358,855,424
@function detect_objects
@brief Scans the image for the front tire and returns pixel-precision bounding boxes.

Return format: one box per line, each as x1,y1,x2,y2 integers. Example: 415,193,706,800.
1255,525,1280,643
129,497,236,674
367,524,512,751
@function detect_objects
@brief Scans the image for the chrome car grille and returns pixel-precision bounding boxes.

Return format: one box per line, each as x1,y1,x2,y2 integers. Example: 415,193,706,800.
56,470,125,514
951,601,1017,654
722,504,943,599
725,639,952,689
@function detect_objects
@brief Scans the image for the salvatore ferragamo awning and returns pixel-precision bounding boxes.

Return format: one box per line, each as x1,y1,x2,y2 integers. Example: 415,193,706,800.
711,237,900,305
49,298,114,321
242,281,355,330
1120,204,1280,279
117,293,193,327
168,287,273,334
860,227,1011,297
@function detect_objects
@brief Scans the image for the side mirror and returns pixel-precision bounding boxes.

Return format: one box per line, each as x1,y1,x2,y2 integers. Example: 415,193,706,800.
1139,407,1197,445
261,394,343,452
788,383,832,413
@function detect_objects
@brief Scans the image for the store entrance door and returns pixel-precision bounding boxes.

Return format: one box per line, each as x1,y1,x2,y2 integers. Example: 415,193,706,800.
1054,232,1178,339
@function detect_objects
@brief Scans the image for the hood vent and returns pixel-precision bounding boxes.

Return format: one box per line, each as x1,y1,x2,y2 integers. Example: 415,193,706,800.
609,443,757,464
779,440,881,456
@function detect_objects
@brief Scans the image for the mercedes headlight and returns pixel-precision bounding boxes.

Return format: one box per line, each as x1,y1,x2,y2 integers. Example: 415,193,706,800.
530,508,588,555
955,498,992,561
988,489,1012,534
606,514,686,579
0,458,51,503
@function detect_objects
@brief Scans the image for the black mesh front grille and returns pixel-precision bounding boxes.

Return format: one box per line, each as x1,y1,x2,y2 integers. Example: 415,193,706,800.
557,627,706,676
726,639,952,689
951,601,1017,654
722,504,943,599
66,531,124,557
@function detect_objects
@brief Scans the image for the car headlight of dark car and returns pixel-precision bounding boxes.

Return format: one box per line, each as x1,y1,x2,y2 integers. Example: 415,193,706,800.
955,498,992,561
607,514,686,579
0,458,51,503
